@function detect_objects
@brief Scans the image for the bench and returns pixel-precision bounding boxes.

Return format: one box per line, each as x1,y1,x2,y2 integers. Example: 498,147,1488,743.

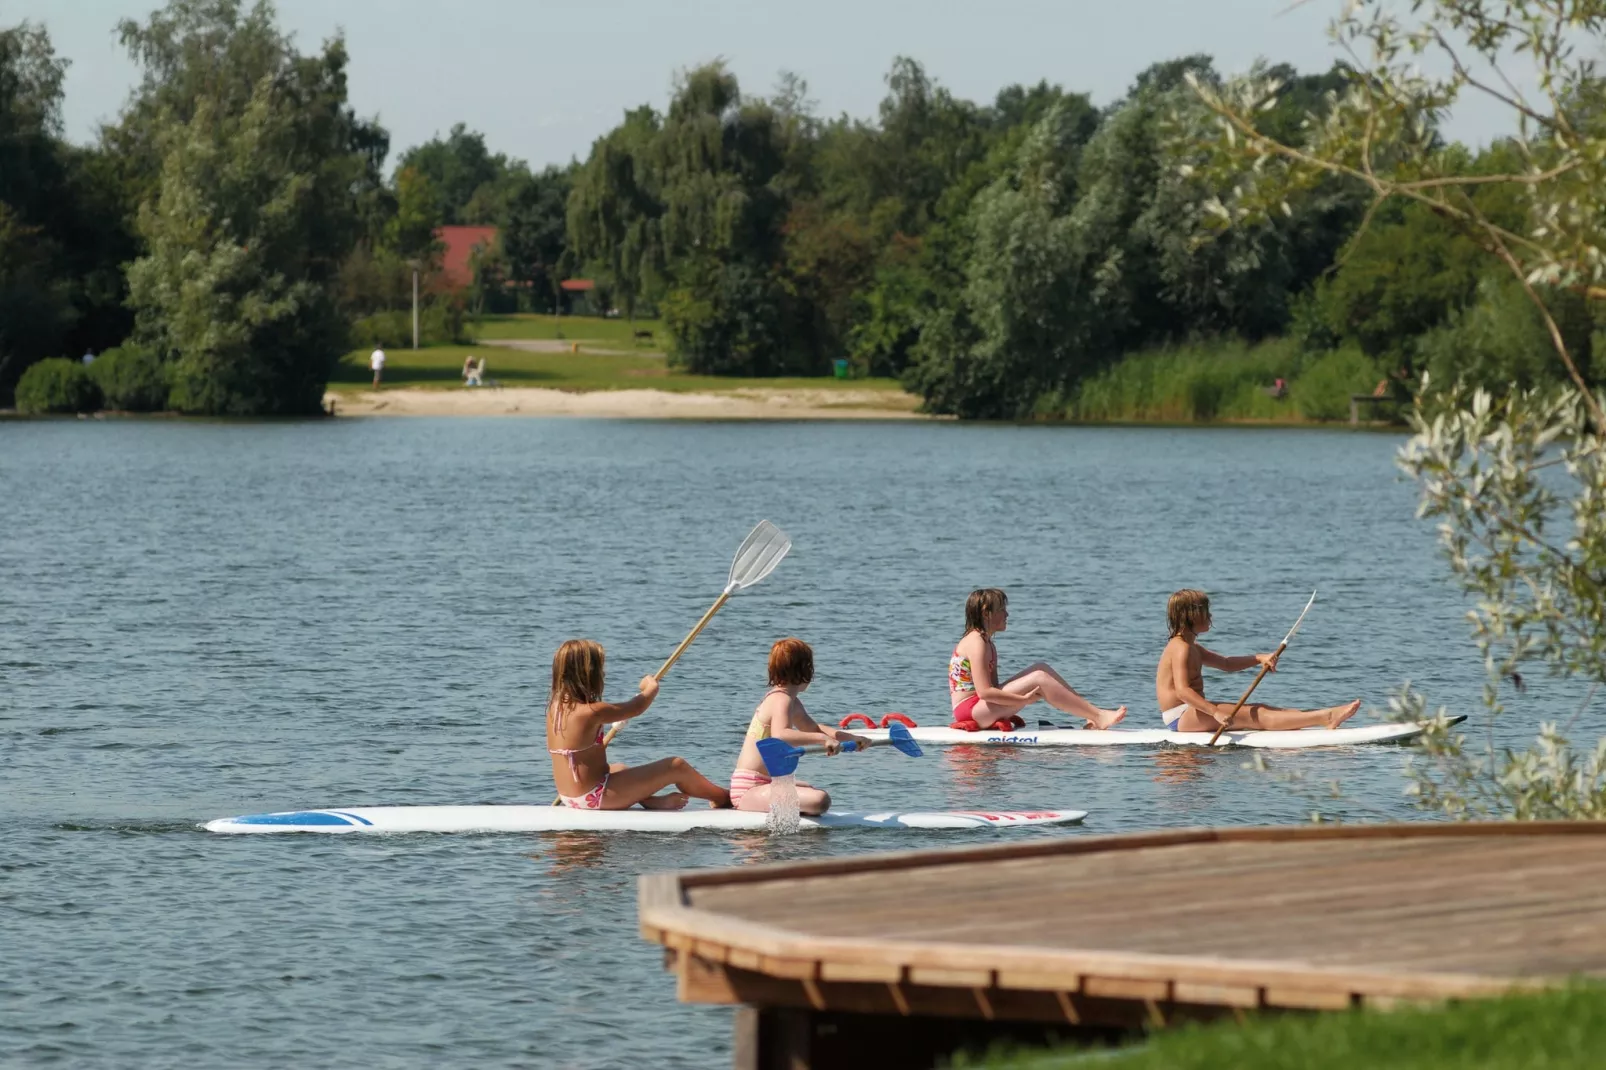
1349,394,1395,425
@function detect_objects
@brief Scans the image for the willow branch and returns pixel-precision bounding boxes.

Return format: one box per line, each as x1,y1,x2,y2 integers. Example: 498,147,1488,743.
1482,223,1606,433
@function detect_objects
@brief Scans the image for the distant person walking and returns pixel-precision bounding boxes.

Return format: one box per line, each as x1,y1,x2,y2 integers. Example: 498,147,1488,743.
370,347,386,388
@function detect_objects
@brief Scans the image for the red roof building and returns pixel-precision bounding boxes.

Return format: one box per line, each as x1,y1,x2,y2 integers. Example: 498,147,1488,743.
435,225,500,290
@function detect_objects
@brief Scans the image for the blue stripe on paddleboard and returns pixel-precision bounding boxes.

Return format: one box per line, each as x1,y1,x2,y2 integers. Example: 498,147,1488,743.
231,810,371,827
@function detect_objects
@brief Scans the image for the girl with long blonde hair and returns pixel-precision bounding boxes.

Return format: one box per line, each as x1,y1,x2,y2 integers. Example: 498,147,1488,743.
547,639,730,810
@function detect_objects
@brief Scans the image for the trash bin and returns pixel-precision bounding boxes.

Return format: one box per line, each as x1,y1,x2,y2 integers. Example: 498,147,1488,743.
832,358,850,379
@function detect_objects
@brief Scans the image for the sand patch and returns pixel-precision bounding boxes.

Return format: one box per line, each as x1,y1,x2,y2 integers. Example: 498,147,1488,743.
325,386,929,420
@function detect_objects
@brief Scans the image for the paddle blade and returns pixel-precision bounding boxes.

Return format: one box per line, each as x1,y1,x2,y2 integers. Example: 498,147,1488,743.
756,738,803,777
726,520,791,592
888,722,923,758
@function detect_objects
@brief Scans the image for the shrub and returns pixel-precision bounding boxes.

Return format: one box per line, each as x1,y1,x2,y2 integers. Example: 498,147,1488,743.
88,344,170,411
1292,347,1383,421
1069,339,1300,422
350,304,475,350
14,358,103,414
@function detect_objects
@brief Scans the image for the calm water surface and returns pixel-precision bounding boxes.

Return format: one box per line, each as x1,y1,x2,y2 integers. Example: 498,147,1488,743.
2,418,1585,1069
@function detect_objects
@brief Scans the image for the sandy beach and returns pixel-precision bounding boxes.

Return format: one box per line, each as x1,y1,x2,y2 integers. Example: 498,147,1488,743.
325,385,930,419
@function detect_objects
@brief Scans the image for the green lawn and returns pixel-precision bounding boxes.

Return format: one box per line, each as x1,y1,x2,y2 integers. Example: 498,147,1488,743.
472,313,666,345
968,984,1606,1070
329,338,908,398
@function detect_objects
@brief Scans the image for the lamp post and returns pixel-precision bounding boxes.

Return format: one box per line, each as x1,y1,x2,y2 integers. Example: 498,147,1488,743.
409,261,420,351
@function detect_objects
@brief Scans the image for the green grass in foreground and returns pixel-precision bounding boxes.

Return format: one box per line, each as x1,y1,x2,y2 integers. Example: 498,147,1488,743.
328,339,907,398
968,984,1606,1069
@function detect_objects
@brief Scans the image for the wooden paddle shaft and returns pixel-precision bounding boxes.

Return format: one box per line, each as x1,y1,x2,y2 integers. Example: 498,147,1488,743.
600,590,731,749
1207,642,1285,745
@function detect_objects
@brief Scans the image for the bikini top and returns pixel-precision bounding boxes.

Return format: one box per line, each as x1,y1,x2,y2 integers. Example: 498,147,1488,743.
547,704,606,781
745,686,791,742
948,635,997,695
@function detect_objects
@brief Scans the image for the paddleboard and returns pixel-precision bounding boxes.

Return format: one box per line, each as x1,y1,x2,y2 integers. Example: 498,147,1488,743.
203,806,1087,834
858,716,1466,749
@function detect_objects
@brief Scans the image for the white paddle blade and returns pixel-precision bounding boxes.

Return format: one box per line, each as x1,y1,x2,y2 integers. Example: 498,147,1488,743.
1281,589,1318,647
726,520,791,591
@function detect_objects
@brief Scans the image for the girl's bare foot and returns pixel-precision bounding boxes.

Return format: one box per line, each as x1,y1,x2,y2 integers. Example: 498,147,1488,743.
640,792,690,811
1090,706,1127,730
1326,701,1361,729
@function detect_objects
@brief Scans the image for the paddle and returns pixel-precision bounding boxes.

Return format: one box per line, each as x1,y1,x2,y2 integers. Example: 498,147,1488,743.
756,722,924,777
550,520,793,805
1206,589,1317,746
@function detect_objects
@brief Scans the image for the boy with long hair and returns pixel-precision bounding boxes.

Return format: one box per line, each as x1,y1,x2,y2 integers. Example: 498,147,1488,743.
1156,589,1359,733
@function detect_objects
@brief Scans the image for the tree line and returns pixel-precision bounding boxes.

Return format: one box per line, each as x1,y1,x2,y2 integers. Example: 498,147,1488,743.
1,0,1588,417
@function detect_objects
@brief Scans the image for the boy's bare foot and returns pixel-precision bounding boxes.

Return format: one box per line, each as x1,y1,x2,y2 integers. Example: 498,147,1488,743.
640,792,689,811
1090,706,1127,730
1326,701,1361,729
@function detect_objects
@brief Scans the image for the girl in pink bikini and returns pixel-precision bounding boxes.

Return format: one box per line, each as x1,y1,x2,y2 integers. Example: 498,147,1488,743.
729,638,869,814
949,588,1127,731
546,639,730,811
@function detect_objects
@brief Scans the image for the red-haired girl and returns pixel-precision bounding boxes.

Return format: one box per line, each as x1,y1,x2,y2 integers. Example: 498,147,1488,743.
729,638,868,815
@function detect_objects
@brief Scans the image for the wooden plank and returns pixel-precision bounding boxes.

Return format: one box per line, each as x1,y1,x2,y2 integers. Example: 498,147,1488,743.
642,823,1606,1026
674,822,1606,899
1084,976,1171,1002
1172,981,1262,1008
1264,987,1358,1011
909,966,993,987
819,961,903,983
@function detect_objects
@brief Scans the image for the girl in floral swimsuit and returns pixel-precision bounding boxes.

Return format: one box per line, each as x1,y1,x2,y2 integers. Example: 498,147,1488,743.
949,588,1127,731
728,638,869,814
546,639,730,811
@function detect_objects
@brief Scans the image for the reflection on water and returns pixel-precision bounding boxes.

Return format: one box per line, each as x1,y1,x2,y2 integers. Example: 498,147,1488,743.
1149,748,1211,785
941,744,1025,790
538,831,610,877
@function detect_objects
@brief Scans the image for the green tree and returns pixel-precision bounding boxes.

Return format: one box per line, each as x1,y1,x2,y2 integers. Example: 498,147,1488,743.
0,20,65,400
649,63,812,374
120,0,371,415
504,165,574,314
384,164,442,262
1188,0,1606,818
398,122,526,225
568,107,662,320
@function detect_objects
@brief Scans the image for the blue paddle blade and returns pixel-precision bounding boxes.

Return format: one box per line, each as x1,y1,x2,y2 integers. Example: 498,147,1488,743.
888,722,923,758
756,738,804,777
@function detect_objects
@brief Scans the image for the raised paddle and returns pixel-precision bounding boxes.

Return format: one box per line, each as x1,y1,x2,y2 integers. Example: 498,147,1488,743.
1206,589,1317,746
756,722,924,777
550,519,793,805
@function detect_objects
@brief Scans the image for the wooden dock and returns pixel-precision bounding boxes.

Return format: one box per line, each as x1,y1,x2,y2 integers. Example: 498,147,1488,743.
638,822,1606,1069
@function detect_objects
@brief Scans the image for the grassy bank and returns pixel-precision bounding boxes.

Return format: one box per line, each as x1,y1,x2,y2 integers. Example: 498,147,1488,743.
1051,338,1402,424
329,316,906,396
971,984,1606,1069
472,313,666,345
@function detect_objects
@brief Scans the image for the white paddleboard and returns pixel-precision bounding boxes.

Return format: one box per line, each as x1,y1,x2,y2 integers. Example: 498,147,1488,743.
203,806,1087,834
859,716,1465,749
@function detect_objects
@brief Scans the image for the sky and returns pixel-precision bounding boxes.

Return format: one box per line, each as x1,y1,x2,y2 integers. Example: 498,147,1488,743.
10,0,1516,169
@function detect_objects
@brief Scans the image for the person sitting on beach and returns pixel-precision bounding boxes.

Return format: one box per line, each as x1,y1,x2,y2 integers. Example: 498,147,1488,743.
729,638,869,815
462,356,483,387
546,639,731,810
1156,589,1359,733
949,588,1127,732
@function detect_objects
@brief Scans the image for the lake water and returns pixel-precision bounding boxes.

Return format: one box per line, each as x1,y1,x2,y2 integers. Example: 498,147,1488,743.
2,417,1586,1069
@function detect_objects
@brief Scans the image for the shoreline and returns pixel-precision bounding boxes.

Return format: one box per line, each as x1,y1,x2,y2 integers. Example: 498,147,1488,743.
323,385,932,420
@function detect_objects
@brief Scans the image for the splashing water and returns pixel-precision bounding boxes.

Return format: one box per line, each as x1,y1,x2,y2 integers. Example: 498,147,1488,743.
765,774,802,834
